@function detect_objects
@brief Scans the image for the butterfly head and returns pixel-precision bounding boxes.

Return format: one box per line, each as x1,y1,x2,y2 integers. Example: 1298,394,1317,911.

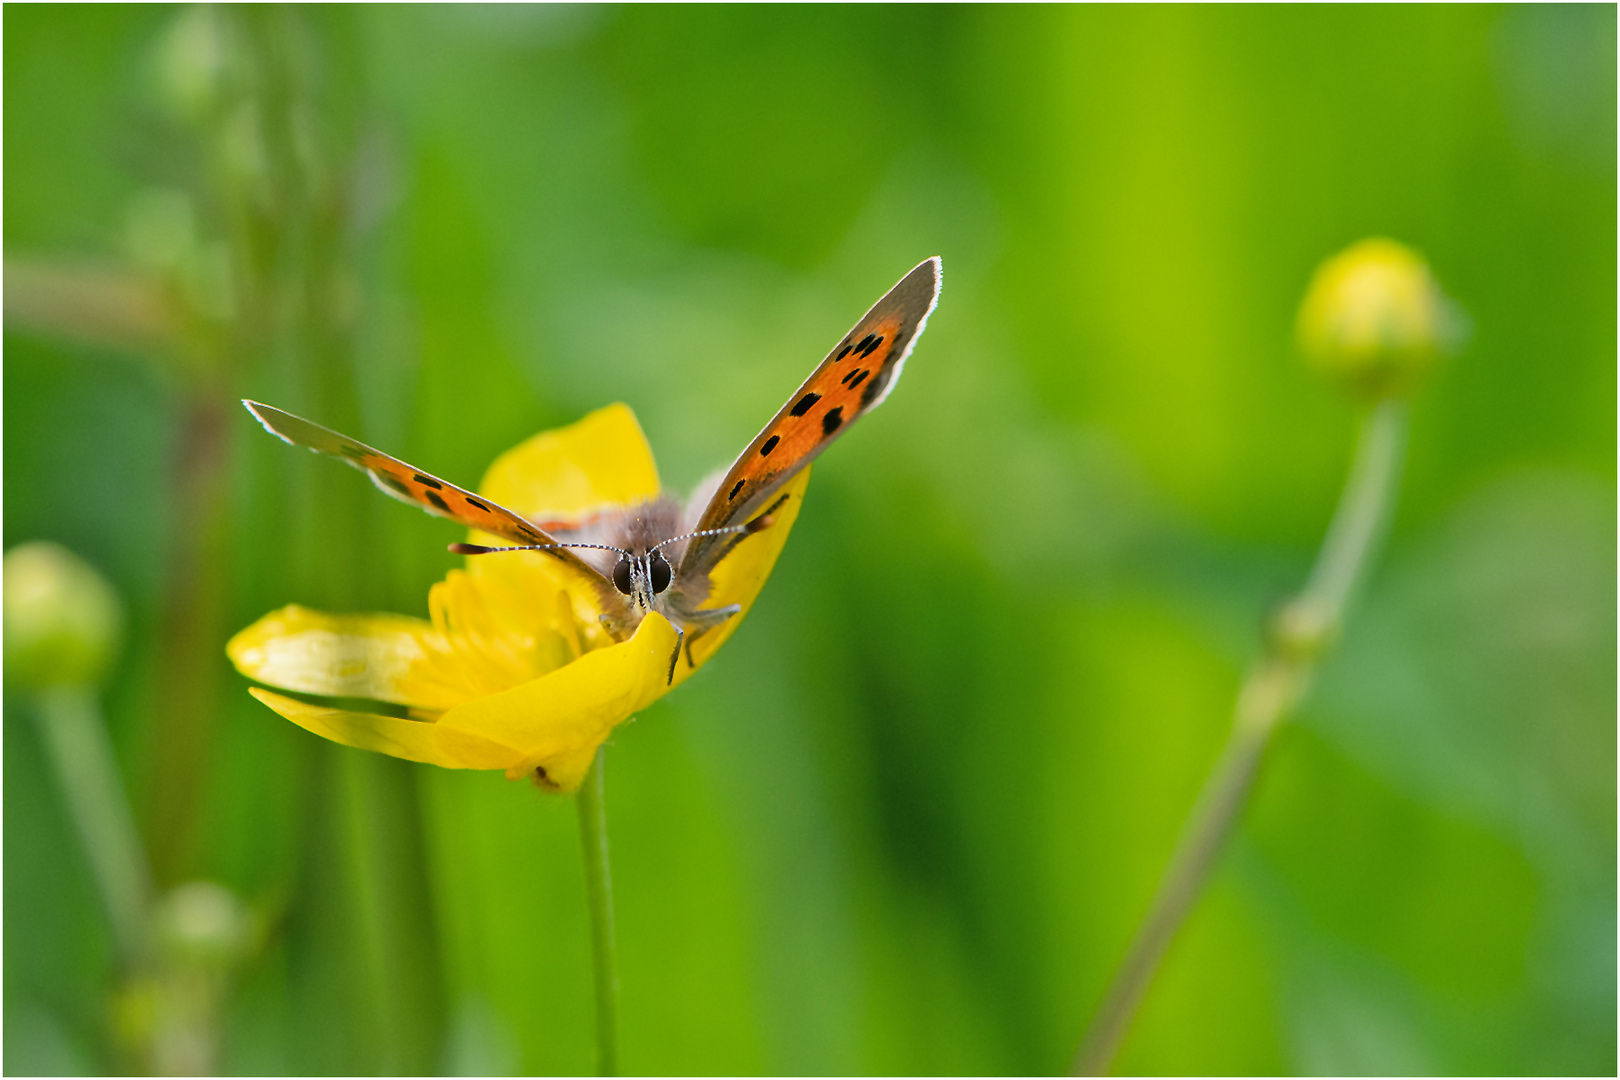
611,548,673,611
450,514,778,622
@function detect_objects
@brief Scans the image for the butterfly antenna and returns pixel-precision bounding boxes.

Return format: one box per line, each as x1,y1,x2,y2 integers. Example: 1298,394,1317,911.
654,491,795,554
650,515,776,554
449,541,631,557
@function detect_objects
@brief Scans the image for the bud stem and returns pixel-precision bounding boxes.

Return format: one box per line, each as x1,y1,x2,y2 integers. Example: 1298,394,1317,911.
1072,400,1408,1075
1301,401,1407,624
34,686,155,970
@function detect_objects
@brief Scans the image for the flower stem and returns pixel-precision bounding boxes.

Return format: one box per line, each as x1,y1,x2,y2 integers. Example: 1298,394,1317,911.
1072,401,1408,1076
577,749,620,1077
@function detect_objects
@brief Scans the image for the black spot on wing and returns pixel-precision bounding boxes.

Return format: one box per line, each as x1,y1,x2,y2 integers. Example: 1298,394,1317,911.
857,334,885,358
515,523,548,544
375,473,411,496
861,373,885,407
822,406,844,436
413,473,443,489
841,368,868,389
760,435,780,457
836,345,852,361
464,495,490,512
424,489,451,513
728,479,745,501
790,392,821,417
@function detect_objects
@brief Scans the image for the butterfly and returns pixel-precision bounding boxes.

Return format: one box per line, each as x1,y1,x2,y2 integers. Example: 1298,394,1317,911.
245,256,941,682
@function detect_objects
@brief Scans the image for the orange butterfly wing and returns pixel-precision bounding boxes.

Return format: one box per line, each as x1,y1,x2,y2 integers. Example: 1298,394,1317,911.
243,400,622,611
680,257,941,576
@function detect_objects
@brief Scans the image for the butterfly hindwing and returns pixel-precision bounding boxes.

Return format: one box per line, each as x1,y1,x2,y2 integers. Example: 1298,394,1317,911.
242,401,622,610
679,256,941,577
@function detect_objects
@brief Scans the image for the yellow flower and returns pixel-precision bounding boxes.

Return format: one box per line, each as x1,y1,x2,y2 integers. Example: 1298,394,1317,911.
228,404,808,791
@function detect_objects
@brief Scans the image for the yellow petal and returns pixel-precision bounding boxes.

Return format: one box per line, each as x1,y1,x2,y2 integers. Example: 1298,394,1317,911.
454,543,616,660
228,589,591,711
247,688,510,769
469,404,662,637
675,467,811,683
227,605,473,711
436,611,679,789
478,403,661,520
426,570,587,693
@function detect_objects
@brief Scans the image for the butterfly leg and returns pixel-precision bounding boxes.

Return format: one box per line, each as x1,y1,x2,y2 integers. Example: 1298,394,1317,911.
666,625,684,686
677,604,742,670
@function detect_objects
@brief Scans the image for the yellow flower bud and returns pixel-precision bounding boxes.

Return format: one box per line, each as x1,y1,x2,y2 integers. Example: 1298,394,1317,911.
4,542,125,690
1297,238,1448,400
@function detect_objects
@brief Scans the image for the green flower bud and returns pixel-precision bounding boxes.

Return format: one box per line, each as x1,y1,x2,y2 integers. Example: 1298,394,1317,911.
123,189,199,275
1297,238,1449,400
153,5,227,125
156,881,251,970
4,542,125,690
1266,597,1337,663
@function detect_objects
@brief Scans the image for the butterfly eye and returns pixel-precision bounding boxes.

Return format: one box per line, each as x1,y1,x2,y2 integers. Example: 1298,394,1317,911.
612,555,633,595
649,550,672,594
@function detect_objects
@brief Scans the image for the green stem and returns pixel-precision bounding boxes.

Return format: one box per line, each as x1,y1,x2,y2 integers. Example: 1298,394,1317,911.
1300,400,1407,620
577,749,620,1077
1072,401,1408,1076
34,686,155,971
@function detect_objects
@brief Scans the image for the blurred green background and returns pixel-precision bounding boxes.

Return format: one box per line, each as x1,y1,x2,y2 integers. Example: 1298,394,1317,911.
5,5,1614,1075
